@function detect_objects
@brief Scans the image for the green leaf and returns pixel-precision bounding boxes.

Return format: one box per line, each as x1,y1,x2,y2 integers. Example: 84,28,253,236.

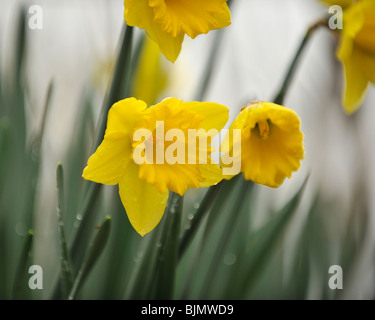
68,216,112,300
12,230,33,299
123,226,164,300
15,7,27,85
56,162,74,299
177,175,244,298
233,176,309,298
179,182,223,259
69,24,134,270
199,178,254,298
152,193,183,299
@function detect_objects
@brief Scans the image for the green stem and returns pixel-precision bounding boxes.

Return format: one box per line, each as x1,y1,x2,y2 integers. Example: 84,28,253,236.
178,182,223,259
152,193,183,299
273,19,326,105
12,230,33,299
199,179,252,298
68,216,111,300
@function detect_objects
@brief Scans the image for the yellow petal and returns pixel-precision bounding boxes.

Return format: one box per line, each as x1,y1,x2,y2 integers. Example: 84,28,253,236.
149,0,231,39
241,122,304,187
119,162,169,236
342,2,365,39
340,48,369,114
183,101,229,132
198,163,223,187
351,0,375,54
139,162,203,196
82,132,131,185
106,97,147,136
357,50,375,83
124,0,183,62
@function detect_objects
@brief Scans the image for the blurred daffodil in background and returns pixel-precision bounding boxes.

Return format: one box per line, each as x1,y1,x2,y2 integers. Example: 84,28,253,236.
322,0,375,113
221,101,304,188
83,97,228,236
131,37,169,106
123,0,231,62
338,0,375,113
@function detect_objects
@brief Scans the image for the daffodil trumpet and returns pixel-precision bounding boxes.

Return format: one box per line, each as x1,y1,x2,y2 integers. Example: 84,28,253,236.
221,101,305,188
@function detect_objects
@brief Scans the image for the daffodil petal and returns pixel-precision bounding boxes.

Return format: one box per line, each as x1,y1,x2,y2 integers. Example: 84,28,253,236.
198,163,223,187
149,0,231,39
106,97,147,136
342,3,365,39
82,132,131,185
340,48,369,114
183,101,229,132
241,124,304,188
119,162,169,236
124,0,183,62
357,50,375,83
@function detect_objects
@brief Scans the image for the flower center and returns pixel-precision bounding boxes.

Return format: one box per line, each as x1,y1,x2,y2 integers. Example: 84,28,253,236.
253,120,270,139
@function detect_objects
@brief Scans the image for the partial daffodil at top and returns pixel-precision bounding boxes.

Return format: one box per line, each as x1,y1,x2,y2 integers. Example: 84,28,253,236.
83,97,228,236
320,0,355,9
221,101,304,188
323,0,375,113
124,0,231,62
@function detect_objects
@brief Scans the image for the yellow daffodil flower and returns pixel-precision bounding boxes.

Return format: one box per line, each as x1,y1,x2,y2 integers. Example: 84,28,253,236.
221,101,304,188
335,0,375,113
124,0,231,62
83,97,228,236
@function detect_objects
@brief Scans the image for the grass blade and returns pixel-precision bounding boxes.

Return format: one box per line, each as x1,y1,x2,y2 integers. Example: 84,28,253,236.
68,216,112,300
65,25,134,287
234,176,309,298
12,230,33,299
179,182,223,259
152,193,183,299
56,163,74,298
199,179,254,298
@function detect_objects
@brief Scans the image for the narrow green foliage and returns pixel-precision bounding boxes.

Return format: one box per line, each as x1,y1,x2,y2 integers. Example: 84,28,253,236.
199,179,254,298
68,216,112,300
69,24,134,276
179,182,223,259
56,163,74,299
152,193,183,299
12,230,33,299
234,176,309,298
123,208,168,299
